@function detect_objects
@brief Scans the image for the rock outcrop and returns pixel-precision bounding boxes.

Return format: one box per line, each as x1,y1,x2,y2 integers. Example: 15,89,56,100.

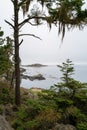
50,123,77,130
0,115,14,130
21,74,45,81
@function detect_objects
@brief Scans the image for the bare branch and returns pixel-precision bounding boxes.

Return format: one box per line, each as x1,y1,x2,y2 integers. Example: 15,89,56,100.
19,18,30,27
5,20,14,29
19,22,25,29
19,21,43,29
19,34,42,40
11,18,14,22
28,21,43,26
19,39,23,46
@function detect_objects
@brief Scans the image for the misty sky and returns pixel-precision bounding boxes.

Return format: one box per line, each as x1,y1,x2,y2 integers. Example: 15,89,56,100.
0,0,87,65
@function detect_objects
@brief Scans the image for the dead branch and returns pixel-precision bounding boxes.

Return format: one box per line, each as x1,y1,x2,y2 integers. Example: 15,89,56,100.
19,39,23,46
19,33,42,40
5,20,14,29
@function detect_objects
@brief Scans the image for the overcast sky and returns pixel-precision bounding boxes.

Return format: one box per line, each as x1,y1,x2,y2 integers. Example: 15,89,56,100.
0,0,87,65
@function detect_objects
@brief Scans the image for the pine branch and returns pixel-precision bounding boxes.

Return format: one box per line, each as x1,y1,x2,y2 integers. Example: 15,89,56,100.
28,22,43,26
19,21,43,29
19,15,47,28
19,34,42,40
19,39,23,46
5,20,14,29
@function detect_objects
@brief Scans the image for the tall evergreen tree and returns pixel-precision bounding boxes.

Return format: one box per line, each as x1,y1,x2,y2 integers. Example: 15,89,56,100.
51,59,86,97
58,59,74,87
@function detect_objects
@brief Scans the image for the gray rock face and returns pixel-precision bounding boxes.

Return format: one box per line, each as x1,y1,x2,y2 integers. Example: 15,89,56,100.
0,115,14,130
50,123,77,130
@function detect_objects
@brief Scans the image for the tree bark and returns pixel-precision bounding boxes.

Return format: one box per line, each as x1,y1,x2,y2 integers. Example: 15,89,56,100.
14,0,20,105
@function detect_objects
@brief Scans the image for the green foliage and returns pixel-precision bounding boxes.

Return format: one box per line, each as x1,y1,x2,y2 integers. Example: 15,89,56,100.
49,59,87,126
24,120,40,130
54,97,73,109
67,106,87,121
0,28,13,80
12,97,61,130
38,89,58,109
3,82,86,130
35,107,61,130
58,59,74,86
12,119,25,130
74,89,87,113
26,99,46,111
46,0,87,39
51,59,87,98
77,123,87,130
0,81,14,104
16,106,28,120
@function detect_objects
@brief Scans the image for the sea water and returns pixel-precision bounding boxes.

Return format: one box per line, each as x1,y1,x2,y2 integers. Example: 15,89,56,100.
21,64,87,89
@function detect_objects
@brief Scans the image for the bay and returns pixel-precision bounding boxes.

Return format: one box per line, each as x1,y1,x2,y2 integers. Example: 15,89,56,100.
21,64,87,89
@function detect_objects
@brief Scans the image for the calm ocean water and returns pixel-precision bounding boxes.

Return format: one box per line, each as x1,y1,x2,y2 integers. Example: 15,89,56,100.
21,64,87,89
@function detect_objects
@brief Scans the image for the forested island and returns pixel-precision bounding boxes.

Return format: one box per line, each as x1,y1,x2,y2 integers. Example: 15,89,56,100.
25,63,47,67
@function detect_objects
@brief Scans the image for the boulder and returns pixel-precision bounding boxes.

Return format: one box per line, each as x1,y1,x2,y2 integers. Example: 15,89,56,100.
50,123,77,130
29,74,45,81
0,115,14,130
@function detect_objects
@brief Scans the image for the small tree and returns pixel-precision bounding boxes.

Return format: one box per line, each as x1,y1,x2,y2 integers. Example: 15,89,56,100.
58,59,74,87
51,59,75,92
51,59,87,97
0,28,13,81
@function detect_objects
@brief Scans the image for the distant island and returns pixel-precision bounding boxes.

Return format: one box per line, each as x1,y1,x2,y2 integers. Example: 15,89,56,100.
25,63,47,67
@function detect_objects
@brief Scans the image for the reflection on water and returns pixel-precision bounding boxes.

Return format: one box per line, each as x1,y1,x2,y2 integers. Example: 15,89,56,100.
21,64,87,89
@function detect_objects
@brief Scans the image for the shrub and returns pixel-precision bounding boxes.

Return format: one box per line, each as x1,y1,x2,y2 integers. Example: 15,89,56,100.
0,81,14,104
77,123,87,130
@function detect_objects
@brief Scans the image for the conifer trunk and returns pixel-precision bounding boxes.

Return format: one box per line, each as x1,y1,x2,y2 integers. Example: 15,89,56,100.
14,0,20,105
